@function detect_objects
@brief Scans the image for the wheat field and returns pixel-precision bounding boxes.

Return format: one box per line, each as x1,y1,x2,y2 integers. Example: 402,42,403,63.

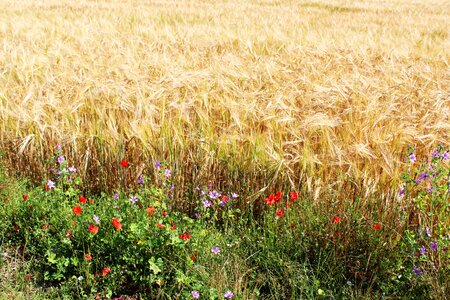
0,0,449,202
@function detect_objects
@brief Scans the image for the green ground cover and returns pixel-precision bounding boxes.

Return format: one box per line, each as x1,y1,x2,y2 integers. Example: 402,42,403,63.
0,146,448,299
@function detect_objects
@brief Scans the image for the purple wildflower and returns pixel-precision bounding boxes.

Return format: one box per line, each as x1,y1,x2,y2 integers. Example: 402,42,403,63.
191,291,200,299
114,193,119,200
231,192,239,198
164,169,171,177
443,151,450,161
426,227,432,237
209,190,221,199
409,153,416,164
138,175,144,184
420,245,426,256
68,167,77,173
431,149,440,159
413,267,422,276
207,183,212,189
223,291,234,299
154,160,161,169
47,180,55,190
195,186,200,191
211,246,221,254
430,241,438,252
203,200,212,208
200,190,206,196
57,156,65,164
193,212,199,219
56,144,62,150
399,188,405,196
416,172,429,184
130,196,138,204
93,214,100,224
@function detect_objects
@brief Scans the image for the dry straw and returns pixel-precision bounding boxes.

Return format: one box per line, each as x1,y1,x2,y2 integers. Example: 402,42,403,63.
0,0,449,207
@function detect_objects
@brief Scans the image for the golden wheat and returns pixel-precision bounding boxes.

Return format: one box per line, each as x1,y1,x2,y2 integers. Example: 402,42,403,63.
0,0,449,203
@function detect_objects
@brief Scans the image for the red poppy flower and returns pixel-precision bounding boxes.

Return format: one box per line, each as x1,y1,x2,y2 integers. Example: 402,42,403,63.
146,206,156,217
156,223,165,228
162,211,168,217
276,209,285,217
42,225,48,230
79,196,87,203
274,191,282,201
85,253,92,261
264,194,277,205
333,216,341,224
89,199,94,204
264,192,283,206
112,218,122,231
23,194,28,201
88,224,99,234
190,251,197,262
120,159,129,168
3,198,8,203
72,206,82,215
45,185,50,191
179,232,191,241
65,230,72,238
170,220,176,231
221,196,229,203
289,192,298,202
102,267,111,276
373,223,381,230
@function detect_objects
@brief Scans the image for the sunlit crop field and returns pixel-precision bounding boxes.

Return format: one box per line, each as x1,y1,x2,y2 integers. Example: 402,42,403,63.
0,0,449,199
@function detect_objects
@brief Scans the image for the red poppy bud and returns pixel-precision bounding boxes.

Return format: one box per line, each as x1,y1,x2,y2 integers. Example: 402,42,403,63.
88,225,98,234
333,216,341,224
112,218,122,231
102,267,110,276
72,206,82,215
120,159,129,168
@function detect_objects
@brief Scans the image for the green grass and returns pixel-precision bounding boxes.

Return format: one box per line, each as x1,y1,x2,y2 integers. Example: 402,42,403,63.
0,147,448,299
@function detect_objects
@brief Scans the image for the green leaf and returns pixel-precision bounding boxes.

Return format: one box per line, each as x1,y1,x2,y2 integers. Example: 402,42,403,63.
74,177,82,185
47,251,57,264
71,256,79,266
149,257,161,275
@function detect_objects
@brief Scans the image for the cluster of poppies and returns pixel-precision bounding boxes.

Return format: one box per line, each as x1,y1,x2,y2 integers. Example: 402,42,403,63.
264,191,299,218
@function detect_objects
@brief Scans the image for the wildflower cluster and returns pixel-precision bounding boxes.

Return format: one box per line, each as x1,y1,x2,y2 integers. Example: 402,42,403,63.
399,146,449,284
